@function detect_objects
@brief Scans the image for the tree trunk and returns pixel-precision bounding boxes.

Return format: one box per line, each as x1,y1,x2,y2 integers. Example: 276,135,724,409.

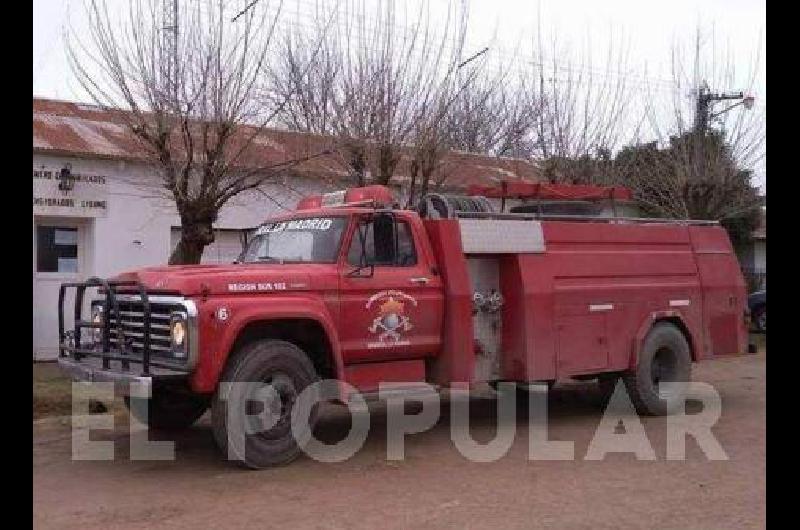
375,142,399,185
168,220,215,265
345,145,367,186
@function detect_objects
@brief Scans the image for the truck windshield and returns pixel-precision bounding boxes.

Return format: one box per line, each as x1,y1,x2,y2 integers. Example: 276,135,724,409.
240,217,346,264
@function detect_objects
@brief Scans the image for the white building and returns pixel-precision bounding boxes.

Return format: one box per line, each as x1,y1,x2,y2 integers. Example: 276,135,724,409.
32,98,542,360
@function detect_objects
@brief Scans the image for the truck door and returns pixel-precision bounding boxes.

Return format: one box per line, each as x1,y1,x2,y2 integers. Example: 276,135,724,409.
338,213,444,364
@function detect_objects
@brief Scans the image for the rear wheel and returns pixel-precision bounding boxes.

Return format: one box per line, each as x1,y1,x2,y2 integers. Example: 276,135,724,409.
622,322,692,416
124,388,209,430
211,339,320,468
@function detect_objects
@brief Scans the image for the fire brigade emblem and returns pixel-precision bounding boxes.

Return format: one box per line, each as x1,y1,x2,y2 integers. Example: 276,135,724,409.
366,290,417,347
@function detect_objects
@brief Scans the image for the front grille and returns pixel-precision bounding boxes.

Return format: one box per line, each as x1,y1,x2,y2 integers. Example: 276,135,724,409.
59,278,195,376
105,297,184,360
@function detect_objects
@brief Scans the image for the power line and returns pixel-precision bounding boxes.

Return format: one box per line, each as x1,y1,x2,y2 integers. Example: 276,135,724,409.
185,0,766,105
458,47,489,68
199,0,675,86
231,0,261,22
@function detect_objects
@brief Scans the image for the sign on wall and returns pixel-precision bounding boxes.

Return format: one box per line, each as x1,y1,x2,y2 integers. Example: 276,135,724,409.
32,165,108,218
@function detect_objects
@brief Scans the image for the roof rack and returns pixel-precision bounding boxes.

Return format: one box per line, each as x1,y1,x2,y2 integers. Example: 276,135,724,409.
455,210,719,226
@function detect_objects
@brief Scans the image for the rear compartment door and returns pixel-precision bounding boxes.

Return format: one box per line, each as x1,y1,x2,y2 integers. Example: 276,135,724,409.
555,304,610,375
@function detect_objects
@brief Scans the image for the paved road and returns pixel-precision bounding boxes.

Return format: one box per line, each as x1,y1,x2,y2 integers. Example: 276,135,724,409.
33,352,766,529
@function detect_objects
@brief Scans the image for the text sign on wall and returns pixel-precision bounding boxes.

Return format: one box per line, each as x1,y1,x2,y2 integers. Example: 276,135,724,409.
33,166,109,218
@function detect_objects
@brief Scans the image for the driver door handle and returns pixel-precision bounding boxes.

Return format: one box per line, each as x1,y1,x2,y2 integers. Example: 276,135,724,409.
410,277,430,285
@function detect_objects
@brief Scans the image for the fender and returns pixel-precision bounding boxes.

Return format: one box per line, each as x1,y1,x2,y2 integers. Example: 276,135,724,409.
629,310,701,369
189,294,343,394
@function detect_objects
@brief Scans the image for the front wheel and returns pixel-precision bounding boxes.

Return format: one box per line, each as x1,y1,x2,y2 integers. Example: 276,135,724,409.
211,339,320,468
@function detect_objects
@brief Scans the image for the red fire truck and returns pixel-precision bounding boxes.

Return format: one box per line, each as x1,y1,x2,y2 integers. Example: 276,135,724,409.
58,183,752,467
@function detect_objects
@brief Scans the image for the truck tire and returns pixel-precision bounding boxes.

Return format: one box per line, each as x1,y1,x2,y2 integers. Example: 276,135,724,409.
124,389,209,430
211,339,320,468
623,322,692,416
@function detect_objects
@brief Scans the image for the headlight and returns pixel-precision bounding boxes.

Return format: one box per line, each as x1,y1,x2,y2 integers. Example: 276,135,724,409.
170,313,188,358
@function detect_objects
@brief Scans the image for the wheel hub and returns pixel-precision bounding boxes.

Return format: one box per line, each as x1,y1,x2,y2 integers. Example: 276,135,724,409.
252,373,297,439
651,347,678,394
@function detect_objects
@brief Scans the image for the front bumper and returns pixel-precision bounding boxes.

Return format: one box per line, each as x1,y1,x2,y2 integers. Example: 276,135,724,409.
58,356,188,393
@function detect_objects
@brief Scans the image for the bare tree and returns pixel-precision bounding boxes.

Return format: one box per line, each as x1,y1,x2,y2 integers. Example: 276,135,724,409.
443,26,638,185
616,27,765,222
269,0,472,187
404,87,453,207
67,0,321,264
444,64,538,158
520,27,638,184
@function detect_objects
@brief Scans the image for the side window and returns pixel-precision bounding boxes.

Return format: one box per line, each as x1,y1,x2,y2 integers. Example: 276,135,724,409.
347,216,417,267
395,222,417,266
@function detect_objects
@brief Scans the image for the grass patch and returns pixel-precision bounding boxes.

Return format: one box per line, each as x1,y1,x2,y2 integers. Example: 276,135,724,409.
33,362,126,420
33,362,75,419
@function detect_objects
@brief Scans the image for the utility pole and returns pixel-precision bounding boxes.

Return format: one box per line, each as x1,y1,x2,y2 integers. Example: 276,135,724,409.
691,81,755,183
162,0,179,100
693,82,755,136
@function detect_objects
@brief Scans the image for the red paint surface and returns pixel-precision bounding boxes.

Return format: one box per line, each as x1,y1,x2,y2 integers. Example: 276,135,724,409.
343,359,426,393
423,219,475,385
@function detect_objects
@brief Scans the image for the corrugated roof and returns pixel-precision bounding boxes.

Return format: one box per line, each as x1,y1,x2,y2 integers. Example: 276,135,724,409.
33,98,541,190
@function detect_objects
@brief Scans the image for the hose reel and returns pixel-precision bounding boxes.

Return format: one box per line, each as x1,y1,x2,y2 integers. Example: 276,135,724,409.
417,193,494,219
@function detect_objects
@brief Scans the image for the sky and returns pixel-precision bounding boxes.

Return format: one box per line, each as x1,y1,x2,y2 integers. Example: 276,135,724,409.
33,0,766,187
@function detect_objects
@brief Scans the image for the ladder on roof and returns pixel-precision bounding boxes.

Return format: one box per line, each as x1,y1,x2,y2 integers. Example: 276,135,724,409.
455,211,720,226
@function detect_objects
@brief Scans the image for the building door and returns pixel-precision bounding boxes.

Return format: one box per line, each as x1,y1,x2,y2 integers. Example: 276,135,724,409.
33,217,92,360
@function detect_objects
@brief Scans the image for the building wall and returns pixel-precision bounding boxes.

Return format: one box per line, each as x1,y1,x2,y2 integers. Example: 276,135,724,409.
32,153,329,360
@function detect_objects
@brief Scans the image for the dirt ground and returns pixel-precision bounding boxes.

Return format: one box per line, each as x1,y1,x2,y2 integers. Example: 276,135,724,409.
33,362,79,419
33,342,765,530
